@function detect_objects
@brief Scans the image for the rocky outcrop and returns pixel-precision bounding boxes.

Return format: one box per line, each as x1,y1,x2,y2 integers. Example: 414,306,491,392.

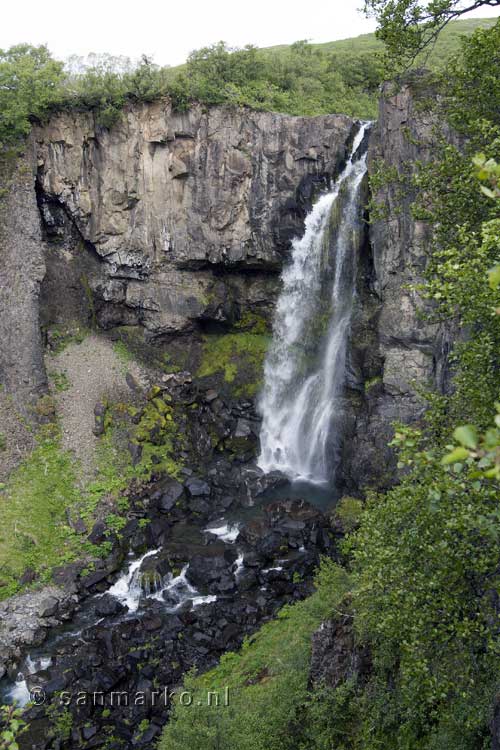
1,83,454,495
309,614,371,689
0,149,48,414
339,77,454,492
34,103,356,338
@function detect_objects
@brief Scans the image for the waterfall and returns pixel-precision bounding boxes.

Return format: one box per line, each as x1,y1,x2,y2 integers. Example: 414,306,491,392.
258,122,370,485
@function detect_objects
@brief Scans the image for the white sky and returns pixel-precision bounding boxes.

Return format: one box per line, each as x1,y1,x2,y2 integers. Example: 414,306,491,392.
1,0,499,67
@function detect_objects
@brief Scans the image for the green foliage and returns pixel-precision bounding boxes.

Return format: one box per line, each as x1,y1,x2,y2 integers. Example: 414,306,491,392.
346,410,500,748
0,45,64,147
0,705,25,750
49,370,71,392
334,496,364,532
0,19,492,148
364,0,499,70
334,21,500,748
169,40,379,119
0,387,182,599
0,427,81,598
160,560,351,750
442,406,500,480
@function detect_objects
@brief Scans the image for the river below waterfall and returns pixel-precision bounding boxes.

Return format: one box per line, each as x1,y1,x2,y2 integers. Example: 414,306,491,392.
0,474,335,749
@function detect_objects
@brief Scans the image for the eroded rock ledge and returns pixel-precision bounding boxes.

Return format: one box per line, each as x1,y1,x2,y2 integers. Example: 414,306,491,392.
34,103,356,337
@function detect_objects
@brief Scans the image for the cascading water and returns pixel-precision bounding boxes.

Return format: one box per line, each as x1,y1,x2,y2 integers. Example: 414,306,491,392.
258,122,370,485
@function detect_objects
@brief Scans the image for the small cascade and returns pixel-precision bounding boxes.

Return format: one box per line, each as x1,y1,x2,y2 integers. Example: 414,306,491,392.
233,553,245,579
204,520,241,543
7,655,52,707
258,122,371,485
107,549,160,612
107,554,217,612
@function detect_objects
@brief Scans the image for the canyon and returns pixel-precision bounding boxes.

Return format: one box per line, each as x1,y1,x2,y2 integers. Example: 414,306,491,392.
0,76,453,748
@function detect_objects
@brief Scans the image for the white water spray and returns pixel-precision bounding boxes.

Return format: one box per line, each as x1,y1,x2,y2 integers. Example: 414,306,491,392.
258,123,370,484
107,549,160,612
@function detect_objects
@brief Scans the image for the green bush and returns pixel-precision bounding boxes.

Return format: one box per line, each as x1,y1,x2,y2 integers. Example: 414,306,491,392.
0,44,64,147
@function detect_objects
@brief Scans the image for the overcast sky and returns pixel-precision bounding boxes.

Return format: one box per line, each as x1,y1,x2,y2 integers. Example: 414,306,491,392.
1,0,499,66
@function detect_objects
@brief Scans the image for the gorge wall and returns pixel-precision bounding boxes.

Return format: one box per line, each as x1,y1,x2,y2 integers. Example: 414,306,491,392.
0,79,451,494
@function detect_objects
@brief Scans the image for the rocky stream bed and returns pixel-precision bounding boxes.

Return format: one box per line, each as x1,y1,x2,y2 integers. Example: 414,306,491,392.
0,374,339,750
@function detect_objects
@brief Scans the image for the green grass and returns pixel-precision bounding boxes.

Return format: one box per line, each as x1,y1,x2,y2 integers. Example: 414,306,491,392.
160,561,351,750
0,427,82,598
262,17,496,61
0,388,184,600
161,17,498,121
112,339,135,370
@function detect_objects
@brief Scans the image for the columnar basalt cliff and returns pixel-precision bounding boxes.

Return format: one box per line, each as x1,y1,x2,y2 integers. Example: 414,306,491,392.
0,80,452,494
34,104,355,336
337,79,453,491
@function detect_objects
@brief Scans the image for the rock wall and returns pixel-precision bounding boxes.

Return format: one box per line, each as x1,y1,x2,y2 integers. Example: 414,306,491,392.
338,78,453,492
33,102,356,339
0,86,454,494
0,149,48,413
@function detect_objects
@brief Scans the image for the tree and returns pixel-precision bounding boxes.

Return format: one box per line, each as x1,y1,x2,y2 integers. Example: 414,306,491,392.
0,45,64,147
364,0,500,66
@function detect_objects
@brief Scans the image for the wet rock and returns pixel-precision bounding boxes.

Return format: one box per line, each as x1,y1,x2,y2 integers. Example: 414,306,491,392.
88,520,107,545
185,477,211,497
186,552,236,590
38,597,59,618
309,615,371,689
204,389,219,402
158,479,184,512
19,567,38,585
95,595,126,617
128,440,143,466
82,725,98,741
65,508,87,535
80,568,109,589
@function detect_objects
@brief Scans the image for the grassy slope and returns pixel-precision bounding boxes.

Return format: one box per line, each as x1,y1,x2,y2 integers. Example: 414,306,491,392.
169,17,497,76
160,562,351,750
262,17,497,62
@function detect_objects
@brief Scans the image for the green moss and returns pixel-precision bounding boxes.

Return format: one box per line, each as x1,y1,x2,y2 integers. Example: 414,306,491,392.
112,339,135,369
364,376,382,392
0,387,181,599
34,394,57,417
50,370,71,392
234,311,270,336
197,332,270,397
46,324,89,354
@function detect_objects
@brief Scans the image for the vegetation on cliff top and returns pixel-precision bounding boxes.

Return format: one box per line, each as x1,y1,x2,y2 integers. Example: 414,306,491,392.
0,16,496,148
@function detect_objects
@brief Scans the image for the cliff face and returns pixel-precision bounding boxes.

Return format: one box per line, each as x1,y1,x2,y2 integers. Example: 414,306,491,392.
0,86,452,494
338,79,453,491
0,150,47,411
34,103,355,338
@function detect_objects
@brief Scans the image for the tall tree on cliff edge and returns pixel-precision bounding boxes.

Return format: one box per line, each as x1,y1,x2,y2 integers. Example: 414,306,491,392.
364,0,500,66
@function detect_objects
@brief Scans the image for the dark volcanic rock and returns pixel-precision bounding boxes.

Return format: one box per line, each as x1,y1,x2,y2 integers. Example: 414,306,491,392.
94,594,126,617
309,615,371,689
